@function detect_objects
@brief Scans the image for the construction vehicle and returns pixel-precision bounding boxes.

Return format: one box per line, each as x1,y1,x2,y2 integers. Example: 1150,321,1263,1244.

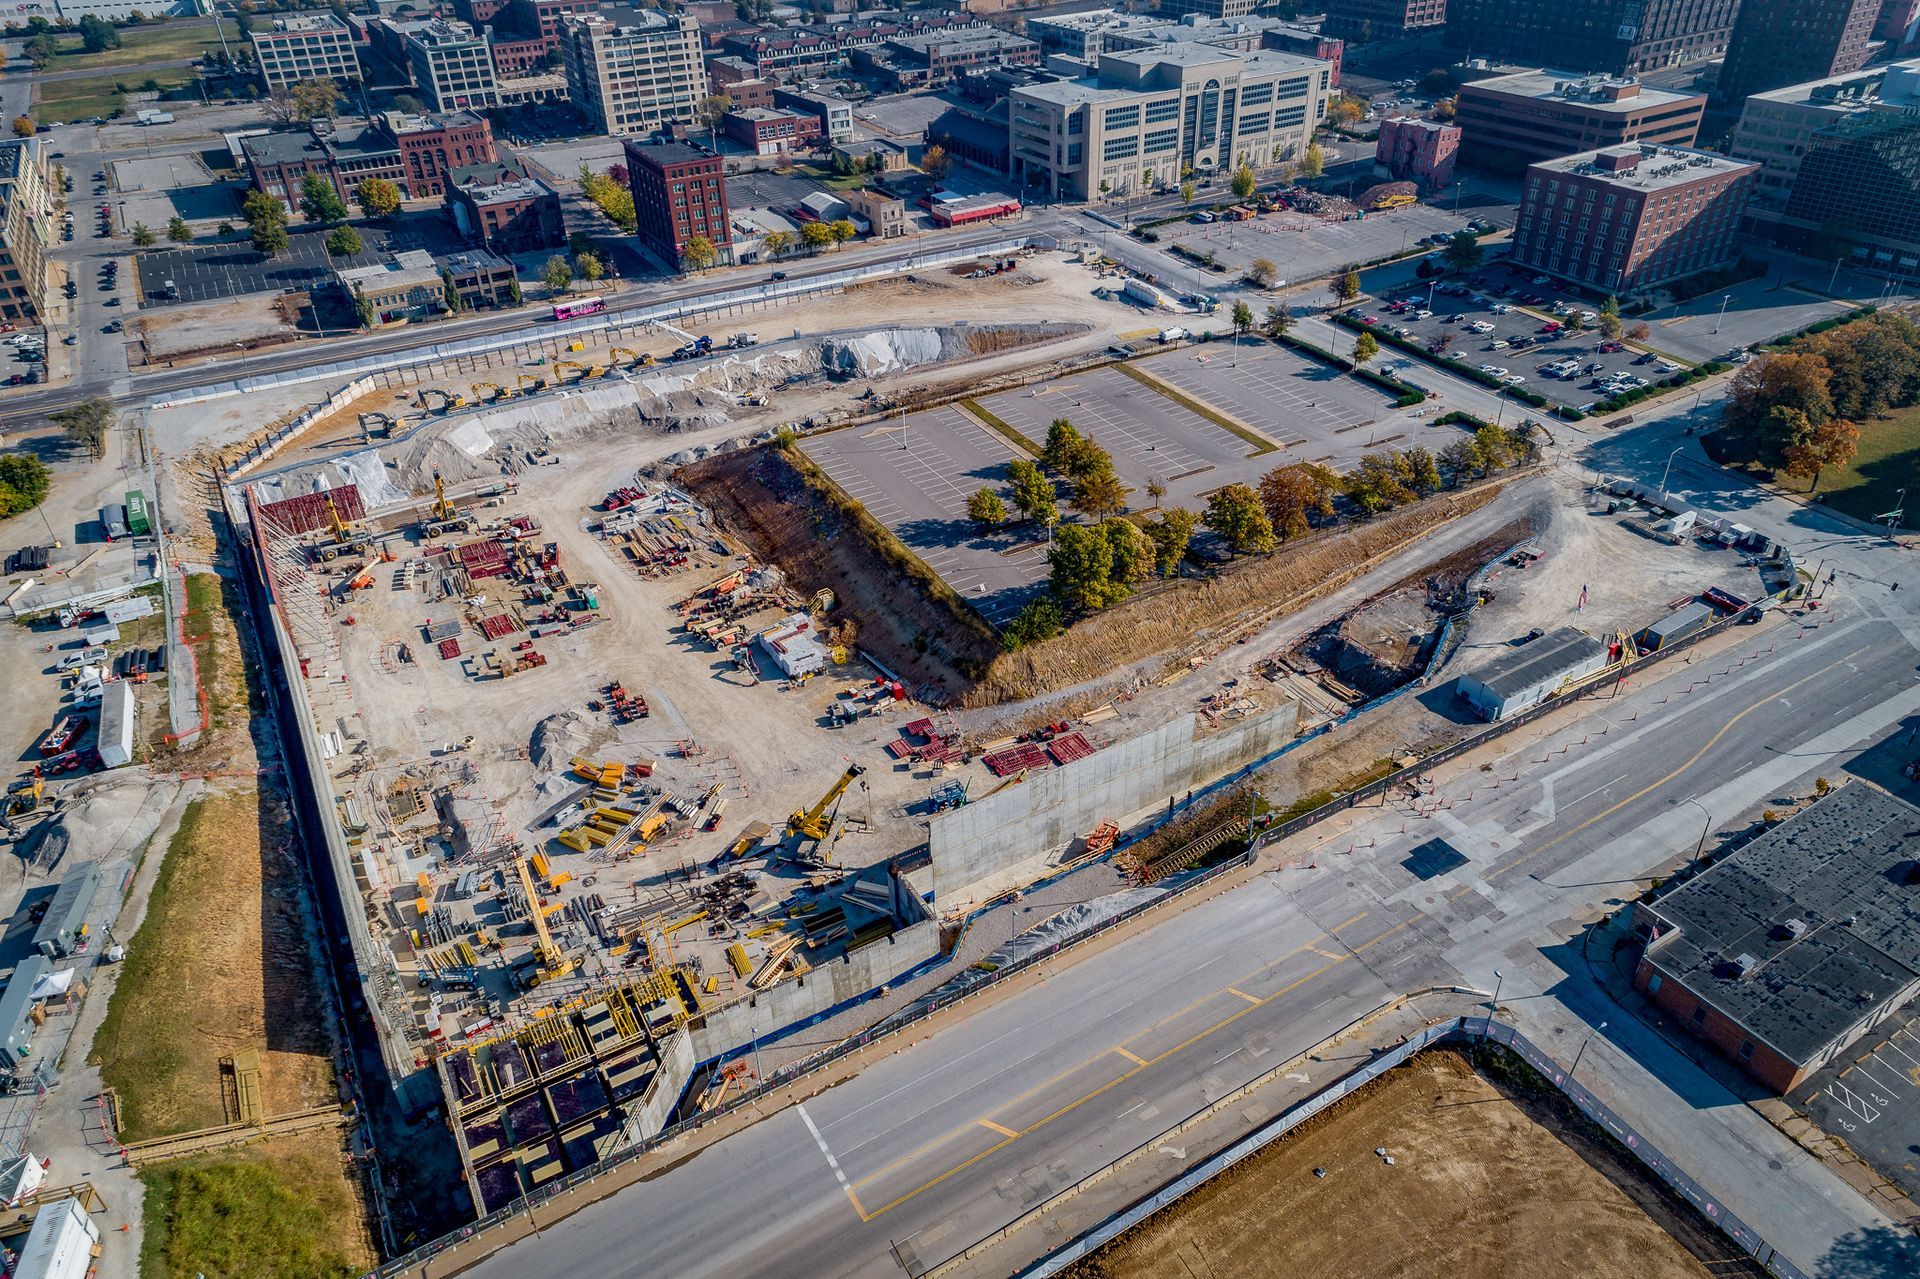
516,373,544,395
930,779,967,811
421,387,465,413
511,854,575,988
671,334,714,362
788,764,864,842
609,346,653,368
418,471,472,540
727,333,759,349
310,494,370,562
554,359,592,383
473,381,515,403
6,775,44,819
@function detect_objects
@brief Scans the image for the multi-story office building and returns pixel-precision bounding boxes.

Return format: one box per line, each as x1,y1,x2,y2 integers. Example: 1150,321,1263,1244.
723,107,822,156
1375,116,1460,191
1454,70,1706,169
624,141,733,268
446,163,566,253
1717,0,1877,102
1154,0,1259,20
561,6,707,137
1766,61,1920,273
1446,0,1741,75
1728,61,1907,207
376,18,501,111
251,14,363,93
772,88,855,143
854,28,1040,90
1877,0,1920,47
1508,143,1757,294
1322,0,1446,41
1009,44,1332,201
717,13,986,78
0,140,53,325
1064,12,1344,83
243,111,497,206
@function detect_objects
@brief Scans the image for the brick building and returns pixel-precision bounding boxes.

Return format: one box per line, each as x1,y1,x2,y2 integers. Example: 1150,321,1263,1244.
1322,0,1446,41
438,248,521,310
446,162,566,252
1374,116,1459,192
1633,785,1920,1093
243,112,496,206
624,140,733,269
561,6,708,137
1454,70,1706,170
723,108,823,157
1717,0,1878,103
1509,143,1757,295
0,140,54,325
1446,0,1741,75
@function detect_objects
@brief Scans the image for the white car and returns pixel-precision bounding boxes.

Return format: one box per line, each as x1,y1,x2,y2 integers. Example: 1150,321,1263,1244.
1487,339,1510,350
1490,303,1512,314
1479,365,1508,377
1468,320,1495,333
1499,373,1527,385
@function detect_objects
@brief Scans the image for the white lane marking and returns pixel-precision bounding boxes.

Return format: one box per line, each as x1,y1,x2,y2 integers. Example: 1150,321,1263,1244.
798,1104,854,1192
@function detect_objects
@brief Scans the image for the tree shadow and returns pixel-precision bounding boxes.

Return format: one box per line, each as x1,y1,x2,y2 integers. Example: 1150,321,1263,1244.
1816,1227,1920,1278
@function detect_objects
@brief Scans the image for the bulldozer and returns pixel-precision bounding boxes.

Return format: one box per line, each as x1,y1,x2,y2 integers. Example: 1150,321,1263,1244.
788,764,864,843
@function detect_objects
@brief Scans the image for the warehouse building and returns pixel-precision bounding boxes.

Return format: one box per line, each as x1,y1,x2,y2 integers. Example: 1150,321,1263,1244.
1453,626,1609,719
1633,784,1920,1091
97,680,134,770
32,862,99,960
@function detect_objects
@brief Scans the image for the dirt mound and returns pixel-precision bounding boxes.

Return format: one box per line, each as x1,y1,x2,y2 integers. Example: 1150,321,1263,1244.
679,443,1000,702
530,708,596,775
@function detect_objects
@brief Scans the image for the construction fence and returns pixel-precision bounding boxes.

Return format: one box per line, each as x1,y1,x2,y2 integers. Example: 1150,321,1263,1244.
1017,1015,1810,1279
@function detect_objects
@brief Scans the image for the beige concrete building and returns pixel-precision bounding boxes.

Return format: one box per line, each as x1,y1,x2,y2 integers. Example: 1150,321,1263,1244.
561,5,707,137
1009,43,1331,201
251,14,362,93
0,140,54,326
337,249,447,326
843,186,910,237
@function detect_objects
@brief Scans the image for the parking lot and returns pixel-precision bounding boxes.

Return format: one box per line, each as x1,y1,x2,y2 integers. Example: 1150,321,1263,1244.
1359,261,1683,411
130,218,460,308
978,365,1275,511
1160,202,1482,292
1638,273,1860,365
1797,1006,1920,1200
1135,339,1413,469
801,406,1050,626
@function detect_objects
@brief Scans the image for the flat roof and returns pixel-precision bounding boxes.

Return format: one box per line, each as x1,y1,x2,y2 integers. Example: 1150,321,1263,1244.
886,27,1032,53
1748,56,1920,109
1532,144,1756,192
338,251,441,289
1462,626,1605,700
242,130,328,166
626,140,714,167
262,13,349,32
1641,784,1920,1066
1103,41,1239,70
438,248,513,272
1011,76,1137,108
1464,68,1702,112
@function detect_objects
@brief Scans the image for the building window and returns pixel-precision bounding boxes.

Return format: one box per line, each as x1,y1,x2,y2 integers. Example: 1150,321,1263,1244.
1145,97,1180,124
1688,1005,1707,1030
1645,973,1662,994
1102,134,1138,161
1105,104,1141,130
1737,1039,1755,1062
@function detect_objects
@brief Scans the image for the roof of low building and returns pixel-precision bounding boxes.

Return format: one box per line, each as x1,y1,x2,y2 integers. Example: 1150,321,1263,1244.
1460,626,1606,701
1531,143,1757,192
1640,784,1920,1067
1462,68,1704,111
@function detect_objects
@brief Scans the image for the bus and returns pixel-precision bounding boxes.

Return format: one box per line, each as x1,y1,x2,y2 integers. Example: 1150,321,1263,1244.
552,296,606,321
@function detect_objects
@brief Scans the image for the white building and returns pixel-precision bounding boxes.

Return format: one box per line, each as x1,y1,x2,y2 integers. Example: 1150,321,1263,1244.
250,13,362,93
758,613,828,678
1009,43,1332,201
560,5,708,137
97,678,134,769
11,1193,100,1279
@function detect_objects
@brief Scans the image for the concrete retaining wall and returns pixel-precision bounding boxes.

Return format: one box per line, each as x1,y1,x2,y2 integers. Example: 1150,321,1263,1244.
930,706,1299,905
691,917,942,1064
635,1028,695,1140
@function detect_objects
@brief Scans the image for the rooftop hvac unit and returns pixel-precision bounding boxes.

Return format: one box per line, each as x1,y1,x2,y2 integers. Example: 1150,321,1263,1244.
1777,918,1808,939
1732,952,1760,978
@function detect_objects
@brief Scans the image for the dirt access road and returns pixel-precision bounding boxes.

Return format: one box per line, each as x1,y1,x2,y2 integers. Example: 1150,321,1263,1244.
1067,1047,1761,1279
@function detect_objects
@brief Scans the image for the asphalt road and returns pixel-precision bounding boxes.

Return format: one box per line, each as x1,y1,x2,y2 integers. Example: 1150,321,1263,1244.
467,451,1913,1279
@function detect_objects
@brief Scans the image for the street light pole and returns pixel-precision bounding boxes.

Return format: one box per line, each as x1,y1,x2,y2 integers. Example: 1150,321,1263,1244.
1486,968,1504,1035
1681,796,1713,863
1569,1021,1608,1085
1659,445,1683,503
1711,293,1731,335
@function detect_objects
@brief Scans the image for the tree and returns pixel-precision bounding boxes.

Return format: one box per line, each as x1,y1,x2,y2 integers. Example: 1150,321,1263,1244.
1001,597,1064,650
1781,417,1860,494
393,93,426,115
9,116,32,138
1433,95,1458,123
543,254,573,293
1299,141,1324,180
1146,478,1166,508
1048,522,1122,612
800,220,833,253
354,177,401,218
698,93,734,140
1328,94,1366,127
1231,299,1254,338
1352,331,1379,373
23,34,55,70
1259,463,1320,540
1428,330,1457,356
166,215,191,243
1420,67,1457,97
1598,295,1624,341
1263,304,1292,340
1474,424,1515,470
763,229,794,259
967,487,1008,528
1440,437,1487,483
1442,229,1483,274
130,222,156,247
0,453,51,519
1247,257,1278,288
1230,162,1257,201
53,397,114,458
1204,483,1275,557
1142,507,1198,575
431,269,460,313
505,279,522,307
681,235,718,272
78,14,120,51
1072,469,1130,522
250,214,289,255
1404,445,1443,495
827,218,856,248
352,285,375,330
1104,518,1155,588
1006,459,1057,525
1723,352,1835,466
575,250,605,283
1332,269,1360,306
298,172,347,224
1180,181,1195,206
1627,322,1650,341
1350,452,1414,512
324,224,362,258
921,144,950,179
290,77,342,122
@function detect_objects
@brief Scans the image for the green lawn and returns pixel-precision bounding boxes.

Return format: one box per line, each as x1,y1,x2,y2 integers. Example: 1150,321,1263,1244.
141,1141,368,1279
30,78,127,126
1781,403,1920,528
41,19,238,73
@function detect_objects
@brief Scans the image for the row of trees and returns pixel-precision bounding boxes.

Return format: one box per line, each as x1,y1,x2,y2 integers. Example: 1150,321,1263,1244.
987,413,1536,646
1721,311,1920,490
579,166,638,235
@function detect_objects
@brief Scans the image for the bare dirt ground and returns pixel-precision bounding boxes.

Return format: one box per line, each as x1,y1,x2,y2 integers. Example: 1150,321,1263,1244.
1067,1047,1760,1279
137,293,297,362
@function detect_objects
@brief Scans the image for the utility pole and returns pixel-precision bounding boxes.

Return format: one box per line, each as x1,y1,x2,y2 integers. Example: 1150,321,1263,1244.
1659,445,1683,504
1569,1021,1608,1085
1485,968,1503,1035
1711,293,1731,335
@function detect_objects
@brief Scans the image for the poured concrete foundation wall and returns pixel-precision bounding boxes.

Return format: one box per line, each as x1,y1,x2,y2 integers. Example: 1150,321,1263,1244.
691,918,941,1063
635,1028,696,1139
929,706,1298,906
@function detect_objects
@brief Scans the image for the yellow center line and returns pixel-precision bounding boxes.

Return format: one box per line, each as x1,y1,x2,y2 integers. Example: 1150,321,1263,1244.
856,918,1412,1221
977,1119,1020,1139
845,1186,869,1220
1226,986,1264,1003
1305,947,1344,961
1113,1046,1148,1066
1488,647,1867,883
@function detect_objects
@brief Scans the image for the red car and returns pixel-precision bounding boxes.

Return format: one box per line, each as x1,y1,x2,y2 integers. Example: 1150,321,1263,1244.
1598,341,1624,353
1538,322,1563,334
1362,315,1379,324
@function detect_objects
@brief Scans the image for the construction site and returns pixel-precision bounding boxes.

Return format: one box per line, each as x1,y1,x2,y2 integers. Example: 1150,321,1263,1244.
192,237,1806,1236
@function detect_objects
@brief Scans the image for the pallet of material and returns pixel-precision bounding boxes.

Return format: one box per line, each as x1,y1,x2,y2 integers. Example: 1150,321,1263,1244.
1046,732,1095,766
477,613,520,640
749,935,802,990
438,638,462,660
984,743,1050,776
903,717,937,739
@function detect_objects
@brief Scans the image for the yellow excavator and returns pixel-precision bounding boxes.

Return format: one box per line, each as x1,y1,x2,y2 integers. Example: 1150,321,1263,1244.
511,854,575,989
473,381,515,403
421,387,465,412
554,359,592,383
517,372,545,395
609,346,653,368
311,493,370,562
418,470,471,540
788,764,865,842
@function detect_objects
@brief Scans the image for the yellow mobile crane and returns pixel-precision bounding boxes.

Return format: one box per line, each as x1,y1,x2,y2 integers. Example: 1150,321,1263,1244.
788,764,865,842
512,854,576,988
418,470,472,540
310,494,370,562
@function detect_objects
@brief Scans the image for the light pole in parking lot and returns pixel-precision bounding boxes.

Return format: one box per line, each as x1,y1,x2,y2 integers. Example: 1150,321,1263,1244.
1569,1021,1608,1086
1711,293,1731,335
1659,445,1684,504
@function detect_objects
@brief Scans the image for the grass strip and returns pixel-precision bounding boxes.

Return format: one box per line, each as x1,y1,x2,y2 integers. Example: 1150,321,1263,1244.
961,398,1043,456
1112,361,1278,457
141,1142,366,1279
